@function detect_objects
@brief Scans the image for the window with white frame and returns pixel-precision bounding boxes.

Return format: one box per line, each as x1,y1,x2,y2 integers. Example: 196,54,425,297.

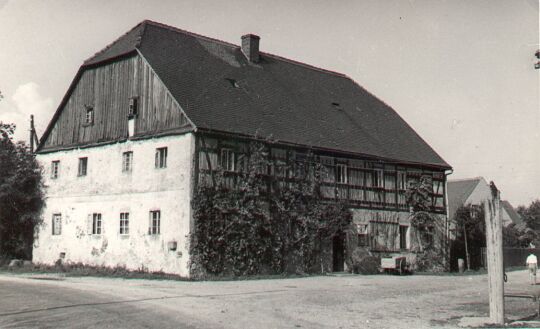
128,97,138,117
357,224,369,247
336,164,348,184
90,213,102,235
52,214,62,235
119,212,129,235
220,148,235,171
51,161,60,179
155,147,167,169
372,169,384,188
78,157,88,176
149,210,160,235
122,151,133,172
85,106,94,124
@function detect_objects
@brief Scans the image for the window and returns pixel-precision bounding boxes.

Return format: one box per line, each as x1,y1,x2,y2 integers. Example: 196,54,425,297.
52,214,62,235
119,212,129,235
78,157,88,176
122,151,133,172
220,148,235,171
155,147,167,168
51,161,60,179
90,213,102,235
372,169,384,188
128,97,138,117
399,225,408,249
85,106,94,124
357,224,369,247
336,164,348,184
397,171,407,190
149,210,161,235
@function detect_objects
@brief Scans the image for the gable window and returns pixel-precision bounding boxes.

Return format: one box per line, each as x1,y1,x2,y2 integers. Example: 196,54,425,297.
128,97,138,118
90,213,102,235
52,214,62,235
119,212,129,235
220,148,235,171
372,169,384,188
155,147,167,169
85,106,94,125
122,151,133,172
78,157,88,176
336,164,348,184
51,161,60,179
399,225,408,249
149,210,161,235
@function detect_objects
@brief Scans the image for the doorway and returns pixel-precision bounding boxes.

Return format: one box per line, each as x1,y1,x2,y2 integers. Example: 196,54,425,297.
332,234,345,272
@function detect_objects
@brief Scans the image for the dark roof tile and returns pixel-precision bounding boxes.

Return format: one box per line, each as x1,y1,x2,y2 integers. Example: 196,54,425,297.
78,20,451,168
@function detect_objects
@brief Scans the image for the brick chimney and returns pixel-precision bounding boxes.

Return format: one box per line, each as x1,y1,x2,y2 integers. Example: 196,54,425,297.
241,34,260,63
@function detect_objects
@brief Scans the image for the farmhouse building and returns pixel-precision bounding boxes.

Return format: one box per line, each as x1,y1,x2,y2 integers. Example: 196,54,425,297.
33,20,451,276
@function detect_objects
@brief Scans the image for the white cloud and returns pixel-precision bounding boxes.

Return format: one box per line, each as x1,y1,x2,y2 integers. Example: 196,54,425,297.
1,82,54,142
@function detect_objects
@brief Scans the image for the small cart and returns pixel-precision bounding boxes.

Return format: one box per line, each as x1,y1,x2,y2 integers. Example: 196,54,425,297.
381,256,409,275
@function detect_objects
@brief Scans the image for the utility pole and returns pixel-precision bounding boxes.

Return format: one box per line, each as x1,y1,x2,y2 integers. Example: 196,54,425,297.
484,182,504,325
463,218,471,271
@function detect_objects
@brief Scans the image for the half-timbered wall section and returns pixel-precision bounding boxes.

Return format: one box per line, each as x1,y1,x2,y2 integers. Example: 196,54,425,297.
41,54,191,151
195,134,446,215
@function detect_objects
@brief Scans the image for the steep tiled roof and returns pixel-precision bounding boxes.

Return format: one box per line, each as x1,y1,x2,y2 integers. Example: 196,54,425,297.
447,178,482,220
65,20,451,168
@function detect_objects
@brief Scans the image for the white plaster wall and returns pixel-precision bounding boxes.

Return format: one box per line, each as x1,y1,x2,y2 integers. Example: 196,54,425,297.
464,178,512,226
465,177,492,206
33,134,194,277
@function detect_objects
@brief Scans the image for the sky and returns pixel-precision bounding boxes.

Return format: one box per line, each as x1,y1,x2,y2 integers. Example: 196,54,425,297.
0,0,538,207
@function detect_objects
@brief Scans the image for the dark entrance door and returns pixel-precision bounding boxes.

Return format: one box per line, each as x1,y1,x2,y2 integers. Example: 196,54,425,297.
332,234,345,272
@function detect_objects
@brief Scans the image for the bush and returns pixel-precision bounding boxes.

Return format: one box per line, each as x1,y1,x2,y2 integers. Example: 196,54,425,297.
349,247,380,274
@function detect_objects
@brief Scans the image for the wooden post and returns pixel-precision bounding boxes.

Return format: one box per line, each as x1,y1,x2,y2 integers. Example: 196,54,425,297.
463,221,471,271
484,182,504,324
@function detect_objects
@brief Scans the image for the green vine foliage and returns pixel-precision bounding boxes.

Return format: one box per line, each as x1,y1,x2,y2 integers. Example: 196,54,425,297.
190,141,352,277
406,175,447,271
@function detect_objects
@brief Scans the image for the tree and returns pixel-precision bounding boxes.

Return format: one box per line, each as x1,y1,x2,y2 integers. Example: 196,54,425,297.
0,122,45,260
517,200,540,231
453,205,485,270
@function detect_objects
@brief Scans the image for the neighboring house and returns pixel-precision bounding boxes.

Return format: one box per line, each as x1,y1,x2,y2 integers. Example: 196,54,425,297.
33,20,451,276
501,200,525,229
447,177,521,231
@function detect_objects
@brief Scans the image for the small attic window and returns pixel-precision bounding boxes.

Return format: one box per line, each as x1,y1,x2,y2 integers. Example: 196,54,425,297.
85,105,94,125
128,97,139,118
225,78,240,88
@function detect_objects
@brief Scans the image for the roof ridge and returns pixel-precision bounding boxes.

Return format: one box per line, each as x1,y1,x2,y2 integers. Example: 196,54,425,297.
142,19,239,48
261,52,347,78
143,20,349,80
84,21,146,65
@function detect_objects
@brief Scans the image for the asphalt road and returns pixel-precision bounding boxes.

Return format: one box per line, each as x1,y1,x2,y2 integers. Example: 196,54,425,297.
0,270,539,329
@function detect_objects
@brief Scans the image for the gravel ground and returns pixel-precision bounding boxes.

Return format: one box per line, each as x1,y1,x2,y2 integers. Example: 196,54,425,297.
0,269,538,328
